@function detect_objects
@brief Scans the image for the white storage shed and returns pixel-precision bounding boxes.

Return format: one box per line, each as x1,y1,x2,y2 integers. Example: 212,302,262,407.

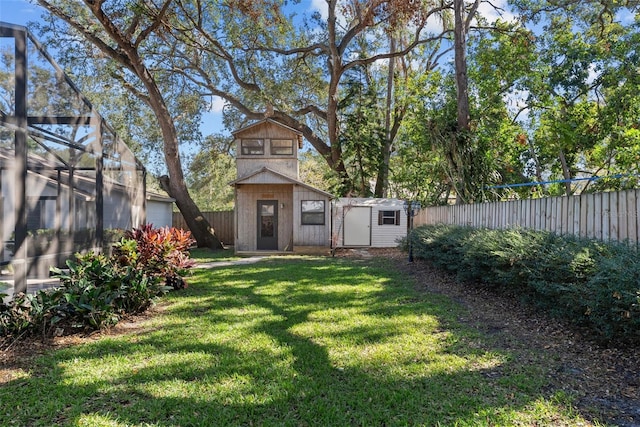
332,198,408,248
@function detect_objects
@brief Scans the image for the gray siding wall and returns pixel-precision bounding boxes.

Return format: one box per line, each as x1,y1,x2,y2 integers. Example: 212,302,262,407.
293,187,332,247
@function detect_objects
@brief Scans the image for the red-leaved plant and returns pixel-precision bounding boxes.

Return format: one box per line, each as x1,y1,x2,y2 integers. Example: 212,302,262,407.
113,224,196,289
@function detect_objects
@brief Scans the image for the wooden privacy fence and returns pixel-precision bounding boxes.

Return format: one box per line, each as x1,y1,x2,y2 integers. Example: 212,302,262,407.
173,211,235,245
415,189,640,245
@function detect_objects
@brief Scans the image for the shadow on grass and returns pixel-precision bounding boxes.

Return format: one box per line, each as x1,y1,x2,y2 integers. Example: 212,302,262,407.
1,257,586,426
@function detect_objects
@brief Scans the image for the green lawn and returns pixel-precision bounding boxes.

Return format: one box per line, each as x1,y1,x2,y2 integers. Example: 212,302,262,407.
1,255,595,426
189,247,242,263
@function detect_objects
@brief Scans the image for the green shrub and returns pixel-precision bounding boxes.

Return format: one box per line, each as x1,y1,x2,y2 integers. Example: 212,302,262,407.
409,224,640,345
583,244,640,340
0,292,40,336
1,225,195,338
410,225,474,273
49,252,171,330
113,224,196,289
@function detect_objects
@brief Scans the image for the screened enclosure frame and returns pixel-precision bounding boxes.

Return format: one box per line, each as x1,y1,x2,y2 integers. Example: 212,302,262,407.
0,22,147,295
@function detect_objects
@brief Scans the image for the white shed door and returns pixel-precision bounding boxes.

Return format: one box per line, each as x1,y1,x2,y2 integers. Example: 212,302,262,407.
343,206,371,246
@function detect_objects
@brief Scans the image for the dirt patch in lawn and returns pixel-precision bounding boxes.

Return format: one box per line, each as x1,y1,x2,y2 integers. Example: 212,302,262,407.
341,247,639,427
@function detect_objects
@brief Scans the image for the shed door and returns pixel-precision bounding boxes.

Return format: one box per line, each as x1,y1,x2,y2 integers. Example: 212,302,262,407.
257,200,278,250
343,206,371,246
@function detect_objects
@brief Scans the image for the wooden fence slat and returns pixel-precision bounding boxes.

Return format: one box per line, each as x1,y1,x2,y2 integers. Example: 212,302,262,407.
521,199,529,229
629,190,638,244
596,193,604,240
619,190,628,241
585,193,592,239
173,210,235,245
556,196,562,233
636,189,640,245
573,196,581,236
611,191,619,241
602,192,610,241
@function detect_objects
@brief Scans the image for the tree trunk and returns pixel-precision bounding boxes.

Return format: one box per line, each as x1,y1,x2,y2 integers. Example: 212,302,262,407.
375,35,396,198
454,0,471,133
144,84,223,249
81,1,224,249
453,0,471,204
558,149,573,196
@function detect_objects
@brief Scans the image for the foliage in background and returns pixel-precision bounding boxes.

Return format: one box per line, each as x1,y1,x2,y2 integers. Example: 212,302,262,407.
186,134,236,211
0,226,195,337
407,224,640,345
508,1,640,196
298,150,338,194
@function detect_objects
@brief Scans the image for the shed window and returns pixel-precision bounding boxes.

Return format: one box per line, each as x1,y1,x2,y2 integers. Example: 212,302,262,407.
271,139,294,155
378,210,401,226
301,200,325,225
241,139,264,155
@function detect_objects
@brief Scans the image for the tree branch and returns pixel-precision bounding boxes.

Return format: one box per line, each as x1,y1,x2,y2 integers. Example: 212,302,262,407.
36,0,132,69
134,0,173,49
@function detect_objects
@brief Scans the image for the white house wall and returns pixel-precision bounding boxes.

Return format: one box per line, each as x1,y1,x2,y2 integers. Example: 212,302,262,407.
146,200,173,228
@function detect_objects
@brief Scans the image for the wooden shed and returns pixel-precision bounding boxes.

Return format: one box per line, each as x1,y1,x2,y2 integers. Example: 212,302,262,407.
231,119,333,253
332,198,408,248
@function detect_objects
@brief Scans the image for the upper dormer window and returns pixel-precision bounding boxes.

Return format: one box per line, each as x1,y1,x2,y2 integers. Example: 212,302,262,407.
271,139,294,155
241,139,264,155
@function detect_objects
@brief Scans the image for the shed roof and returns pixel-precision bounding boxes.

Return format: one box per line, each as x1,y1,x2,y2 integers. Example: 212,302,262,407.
230,166,333,198
334,197,406,207
147,191,175,203
231,118,302,136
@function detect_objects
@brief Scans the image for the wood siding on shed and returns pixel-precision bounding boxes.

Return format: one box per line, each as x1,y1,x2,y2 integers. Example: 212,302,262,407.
236,170,297,185
235,121,299,179
293,187,332,247
235,184,293,251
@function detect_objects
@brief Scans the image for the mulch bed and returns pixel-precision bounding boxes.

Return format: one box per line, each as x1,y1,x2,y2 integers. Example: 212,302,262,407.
2,248,639,426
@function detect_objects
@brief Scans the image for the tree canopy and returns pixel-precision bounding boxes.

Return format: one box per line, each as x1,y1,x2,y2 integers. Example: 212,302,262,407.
30,0,640,211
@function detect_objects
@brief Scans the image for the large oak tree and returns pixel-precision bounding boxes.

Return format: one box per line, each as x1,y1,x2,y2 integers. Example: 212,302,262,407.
35,0,224,248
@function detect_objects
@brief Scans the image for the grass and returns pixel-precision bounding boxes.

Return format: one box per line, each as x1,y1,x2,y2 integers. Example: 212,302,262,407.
0,254,597,426
188,247,242,263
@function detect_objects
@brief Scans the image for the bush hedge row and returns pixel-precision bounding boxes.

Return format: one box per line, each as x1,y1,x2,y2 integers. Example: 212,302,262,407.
0,225,195,338
407,225,640,345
